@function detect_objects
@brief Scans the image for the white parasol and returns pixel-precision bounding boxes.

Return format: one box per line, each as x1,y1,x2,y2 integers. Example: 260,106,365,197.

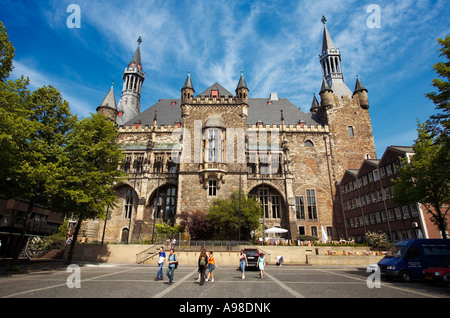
265,227,288,234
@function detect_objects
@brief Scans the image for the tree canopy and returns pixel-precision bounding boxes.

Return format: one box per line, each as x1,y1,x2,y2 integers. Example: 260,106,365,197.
391,123,449,238
0,20,125,264
207,191,262,241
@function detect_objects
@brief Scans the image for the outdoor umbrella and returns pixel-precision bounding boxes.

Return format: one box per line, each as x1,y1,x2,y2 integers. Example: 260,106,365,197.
265,227,288,234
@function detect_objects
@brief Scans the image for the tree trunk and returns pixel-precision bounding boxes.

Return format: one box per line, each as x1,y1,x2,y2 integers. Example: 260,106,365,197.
65,211,83,265
434,203,448,239
11,197,35,266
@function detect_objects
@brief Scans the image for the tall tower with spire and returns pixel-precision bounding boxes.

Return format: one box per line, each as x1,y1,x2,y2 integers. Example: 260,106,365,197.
319,16,352,98
317,17,376,181
116,36,146,126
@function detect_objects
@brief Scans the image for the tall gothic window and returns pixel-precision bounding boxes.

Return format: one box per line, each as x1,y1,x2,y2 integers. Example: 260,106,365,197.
124,189,134,219
164,187,177,221
306,189,317,220
151,185,177,224
205,128,223,163
295,196,305,219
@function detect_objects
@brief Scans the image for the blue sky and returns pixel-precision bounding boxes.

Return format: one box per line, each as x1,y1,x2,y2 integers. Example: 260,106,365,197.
1,0,449,157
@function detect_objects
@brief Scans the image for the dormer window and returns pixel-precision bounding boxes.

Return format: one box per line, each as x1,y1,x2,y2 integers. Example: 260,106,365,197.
118,111,123,117
211,90,219,98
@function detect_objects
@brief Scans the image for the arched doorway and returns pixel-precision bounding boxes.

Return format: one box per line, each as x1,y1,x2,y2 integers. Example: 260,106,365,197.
120,228,129,243
148,185,178,225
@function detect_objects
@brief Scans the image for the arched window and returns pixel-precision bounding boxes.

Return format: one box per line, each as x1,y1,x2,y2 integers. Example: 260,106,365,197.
149,185,178,224
124,189,134,219
249,186,284,219
304,140,314,147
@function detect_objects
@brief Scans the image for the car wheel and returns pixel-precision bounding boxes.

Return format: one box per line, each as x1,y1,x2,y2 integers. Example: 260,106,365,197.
400,270,412,283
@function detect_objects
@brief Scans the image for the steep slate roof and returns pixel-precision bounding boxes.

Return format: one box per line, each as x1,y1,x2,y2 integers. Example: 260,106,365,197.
98,86,117,110
247,98,320,126
197,82,233,98
182,72,194,90
129,45,142,68
123,83,322,127
322,25,335,53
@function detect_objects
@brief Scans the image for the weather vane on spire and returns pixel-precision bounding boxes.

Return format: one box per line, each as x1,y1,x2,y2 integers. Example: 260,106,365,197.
137,35,142,45
321,15,327,25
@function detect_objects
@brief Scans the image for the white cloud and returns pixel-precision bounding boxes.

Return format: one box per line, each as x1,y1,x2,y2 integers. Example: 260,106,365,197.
11,59,101,117
13,0,447,136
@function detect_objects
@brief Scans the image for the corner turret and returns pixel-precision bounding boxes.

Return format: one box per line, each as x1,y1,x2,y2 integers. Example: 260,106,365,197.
319,78,334,110
181,71,195,104
96,82,118,122
353,77,369,109
235,71,249,104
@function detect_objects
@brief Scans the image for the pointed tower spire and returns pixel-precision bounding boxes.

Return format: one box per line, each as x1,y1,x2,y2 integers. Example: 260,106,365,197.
236,70,249,104
96,81,118,122
320,77,333,95
236,70,248,90
182,71,194,90
353,76,367,94
310,94,319,113
321,16,335,53
353,76,369,109
181,71,195,104
116,37,146,126
318,17,352,97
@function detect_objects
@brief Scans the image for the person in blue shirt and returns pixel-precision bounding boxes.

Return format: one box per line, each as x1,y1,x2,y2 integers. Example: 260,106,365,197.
166,248,178,285
155,246,166,281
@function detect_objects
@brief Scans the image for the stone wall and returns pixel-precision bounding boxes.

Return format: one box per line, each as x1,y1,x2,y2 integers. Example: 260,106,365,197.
63,244,382,267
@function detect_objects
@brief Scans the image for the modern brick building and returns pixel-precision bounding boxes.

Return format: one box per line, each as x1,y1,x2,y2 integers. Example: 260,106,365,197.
87,21,377,243
336,146,449,243
0,198,64,257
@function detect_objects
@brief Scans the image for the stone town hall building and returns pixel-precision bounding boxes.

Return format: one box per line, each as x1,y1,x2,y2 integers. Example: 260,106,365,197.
88,22,376,243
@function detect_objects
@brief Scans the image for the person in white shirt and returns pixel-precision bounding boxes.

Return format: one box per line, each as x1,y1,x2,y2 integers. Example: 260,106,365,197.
155,246,166,281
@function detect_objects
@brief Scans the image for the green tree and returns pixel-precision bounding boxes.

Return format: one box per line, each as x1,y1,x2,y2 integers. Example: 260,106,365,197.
425,36,450,147
0,21,15,81
52,113,126,264
207,191,261,241
0,21,76,265
9,86,75,265
0,20,32,196
391,123,449,239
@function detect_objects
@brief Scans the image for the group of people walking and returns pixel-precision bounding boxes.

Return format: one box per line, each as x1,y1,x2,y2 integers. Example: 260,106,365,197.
196,250,216,285
154,247,266,285
155,246,178,285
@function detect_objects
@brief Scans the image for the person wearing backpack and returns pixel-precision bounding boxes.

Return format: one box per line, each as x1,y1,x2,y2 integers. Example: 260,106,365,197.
197,250,208,286
166,248,178,285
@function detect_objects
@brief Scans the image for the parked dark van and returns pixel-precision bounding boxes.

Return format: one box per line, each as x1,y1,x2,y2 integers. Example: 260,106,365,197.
378,239,450,282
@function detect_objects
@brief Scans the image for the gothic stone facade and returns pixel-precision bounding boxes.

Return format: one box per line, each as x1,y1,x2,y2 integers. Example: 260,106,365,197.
89,23,376,243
